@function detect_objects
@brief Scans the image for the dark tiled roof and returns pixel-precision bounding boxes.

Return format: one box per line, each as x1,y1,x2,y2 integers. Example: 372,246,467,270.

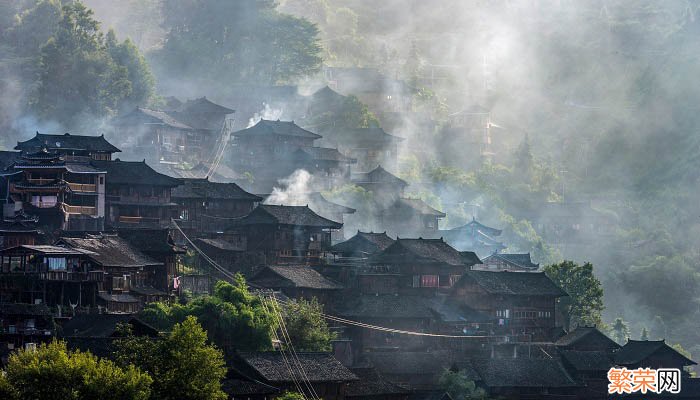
119,229,185,255
459,270,567,297
59,314,158,337
335,295,434,319
294,147,356,163
251,265,343,290
65,163,106,173
346,367,410,397
353,165,407,187
331,231,395,255
335,128,404,145
16,132,121,153
0,303,51,316
560,350,614,372
450,218,502,237
459,251,482,266
309,86,347,103
309,193,356,214
237,205,342,229
172,178,261,201
237,352,357,382
64,337,116,359
365,351,452,375
390,198,445,217
0,219,41,233
555,326,619,349
0,245,89,256
482,253,539,270
58,234,161,268
614,340,697,366
178,97,234,114
234,120,322,139
470,358,578,388
372,238,467,266
221,379,279,396
195,238,245,252
120,108,193,130
91,159,181,186
0,151,21,170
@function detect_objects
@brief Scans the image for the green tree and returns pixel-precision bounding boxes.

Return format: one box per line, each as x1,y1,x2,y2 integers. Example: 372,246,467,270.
6,0,63,58
105,29,155,112
32,1,153,128
4,340,152,400
544,260,604,330
153,0,321,87
139,274,276,352
277,391,306,400
439,369,488,400
282,297,336,351
612,317,630,345
115,316,227,400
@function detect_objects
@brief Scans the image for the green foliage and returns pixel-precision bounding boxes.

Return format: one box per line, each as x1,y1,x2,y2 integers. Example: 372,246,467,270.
153,0,322,86
306,94,380,133
139,274,275,352
276,391,306,400
439,369,488,400
23,1,153,128
611,317,630,345
4,340,152,400
115,316,227,400
544,260,604,330
282,297,336,352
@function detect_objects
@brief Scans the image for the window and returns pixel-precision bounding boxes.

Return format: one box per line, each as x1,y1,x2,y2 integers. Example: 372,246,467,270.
496,309,510,318
412,275,420,288
99,176,104,185
46,258,66,271
421,275,439,287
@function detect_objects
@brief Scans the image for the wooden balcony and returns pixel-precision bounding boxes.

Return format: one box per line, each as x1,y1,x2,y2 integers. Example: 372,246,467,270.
38,270,105,282
67,183,97,192
62,204,97,216
27,178,57,185
118,216,161,224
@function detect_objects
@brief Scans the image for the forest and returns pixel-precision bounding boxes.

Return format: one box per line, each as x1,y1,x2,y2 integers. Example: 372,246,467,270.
1,0,700,365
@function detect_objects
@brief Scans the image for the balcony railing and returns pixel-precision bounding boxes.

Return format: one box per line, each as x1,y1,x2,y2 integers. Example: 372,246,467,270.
27,178,57,185
118,216,161,224
67,183,97,192
62,204,97,216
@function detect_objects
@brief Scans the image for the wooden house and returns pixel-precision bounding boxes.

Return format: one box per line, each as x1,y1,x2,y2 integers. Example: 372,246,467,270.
318,126,404,173
15,132,121,161
614,340,697,374
335,295,436,352
464,358,581,399
172,177,262,236
351,166,407,206
113,97,234,164
452,270,567,342
91,159,181,230
366,238,480,296
249,264,343,303
345,367,410,400
118,228,185,293
331,231,395,259
0,303,55,351
379,198,445,238
0,211,42,249
228,204,342,265
478,253,539,272
9,149,107,232
57,234,169,311
230,352,358,400
0,245,101,306
441,218,505,255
